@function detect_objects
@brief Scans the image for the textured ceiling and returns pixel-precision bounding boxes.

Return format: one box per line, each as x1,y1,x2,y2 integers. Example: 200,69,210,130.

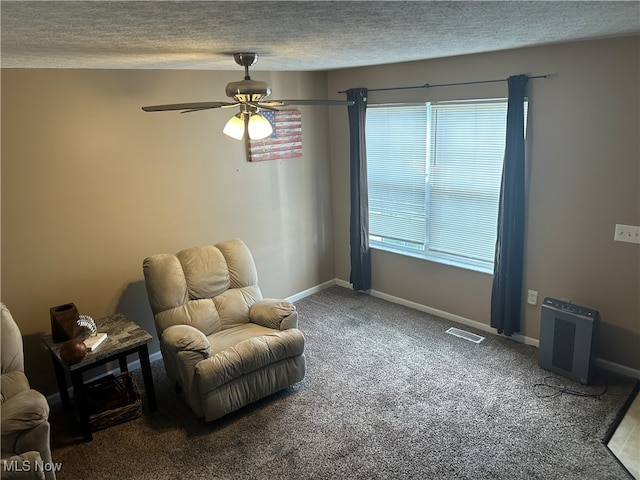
1,1,639,71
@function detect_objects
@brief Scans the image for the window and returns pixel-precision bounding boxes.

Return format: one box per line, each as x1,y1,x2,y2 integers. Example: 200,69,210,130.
366,99,524,273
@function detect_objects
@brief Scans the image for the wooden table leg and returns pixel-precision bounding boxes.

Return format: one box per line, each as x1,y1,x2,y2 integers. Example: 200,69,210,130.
50,353,71,409
119,355,129,372
70,371,93,442
138,344,157,412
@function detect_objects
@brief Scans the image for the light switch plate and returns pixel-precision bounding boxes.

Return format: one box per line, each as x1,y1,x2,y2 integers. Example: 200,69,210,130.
614,224,640,244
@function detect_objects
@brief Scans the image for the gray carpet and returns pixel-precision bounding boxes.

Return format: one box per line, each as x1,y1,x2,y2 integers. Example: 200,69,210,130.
49,286,635,479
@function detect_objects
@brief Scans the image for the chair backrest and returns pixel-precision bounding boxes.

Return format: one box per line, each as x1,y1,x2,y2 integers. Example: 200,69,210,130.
143,238,263,337
1,303,25,375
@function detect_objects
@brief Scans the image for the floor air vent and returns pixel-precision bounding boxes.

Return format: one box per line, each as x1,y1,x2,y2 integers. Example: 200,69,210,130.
446,327,485,344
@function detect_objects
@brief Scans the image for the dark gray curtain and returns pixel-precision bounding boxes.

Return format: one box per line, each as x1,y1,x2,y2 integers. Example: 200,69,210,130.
347,88,371,291
490,74,529,336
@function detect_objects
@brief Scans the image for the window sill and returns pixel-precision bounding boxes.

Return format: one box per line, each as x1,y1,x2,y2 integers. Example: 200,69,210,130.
369,243,494,275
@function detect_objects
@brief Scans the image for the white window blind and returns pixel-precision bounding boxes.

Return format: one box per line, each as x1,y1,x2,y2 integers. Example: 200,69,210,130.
366,104,428,250
428,100,508,266
366,99,524,273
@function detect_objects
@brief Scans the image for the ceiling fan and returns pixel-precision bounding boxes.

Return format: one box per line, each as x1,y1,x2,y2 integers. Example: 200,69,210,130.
142,52,354,140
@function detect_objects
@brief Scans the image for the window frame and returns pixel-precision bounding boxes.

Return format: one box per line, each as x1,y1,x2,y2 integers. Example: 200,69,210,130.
366,98,521,274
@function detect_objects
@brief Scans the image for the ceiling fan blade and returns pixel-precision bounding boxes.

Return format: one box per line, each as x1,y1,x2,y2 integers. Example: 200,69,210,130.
179,103,242,113
141,101,237,113
247,101,279,112
259,99,355,107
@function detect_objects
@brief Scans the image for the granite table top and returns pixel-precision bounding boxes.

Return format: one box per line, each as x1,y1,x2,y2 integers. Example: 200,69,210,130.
42,313,152,371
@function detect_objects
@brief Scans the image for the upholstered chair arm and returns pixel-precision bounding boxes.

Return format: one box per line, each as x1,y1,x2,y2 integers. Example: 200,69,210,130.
161,325,212,359
0,390,50,438
249,299,298,330
160,325,212,419
1,371,31,403
1,390,52,474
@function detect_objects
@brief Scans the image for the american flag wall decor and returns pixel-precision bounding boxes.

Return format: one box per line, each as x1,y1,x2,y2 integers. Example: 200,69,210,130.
248,109,303,162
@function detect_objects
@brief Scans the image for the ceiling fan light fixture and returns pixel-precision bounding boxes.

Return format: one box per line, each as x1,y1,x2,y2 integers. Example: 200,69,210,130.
247,113,273,140
223,113,246,140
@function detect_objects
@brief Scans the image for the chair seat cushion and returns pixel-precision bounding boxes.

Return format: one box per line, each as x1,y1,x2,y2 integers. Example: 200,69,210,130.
196,328,305,393
207,323,275,354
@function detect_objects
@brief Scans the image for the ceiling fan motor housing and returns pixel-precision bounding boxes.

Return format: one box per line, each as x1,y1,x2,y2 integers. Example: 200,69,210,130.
225,79,271,102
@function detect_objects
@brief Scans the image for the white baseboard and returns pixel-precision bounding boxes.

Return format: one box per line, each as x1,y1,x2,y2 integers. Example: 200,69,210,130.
286,279,338,302
596,358,640,379
290,278,538,345
367,287,539,347
304,278,640,380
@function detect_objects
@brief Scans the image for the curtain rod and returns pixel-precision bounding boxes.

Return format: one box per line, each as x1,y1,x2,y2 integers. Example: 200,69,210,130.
338,74,550,94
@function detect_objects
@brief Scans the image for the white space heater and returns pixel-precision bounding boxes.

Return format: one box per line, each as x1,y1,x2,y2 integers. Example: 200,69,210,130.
538,297,598,385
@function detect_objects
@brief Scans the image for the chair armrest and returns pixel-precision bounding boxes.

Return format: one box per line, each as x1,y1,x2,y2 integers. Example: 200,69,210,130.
1,371,31,404
1,390,49,436
249,299,298,330
161,325,211,359
159,324,212,419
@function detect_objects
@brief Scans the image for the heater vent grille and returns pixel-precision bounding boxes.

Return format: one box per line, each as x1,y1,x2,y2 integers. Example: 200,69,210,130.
446,327,485,344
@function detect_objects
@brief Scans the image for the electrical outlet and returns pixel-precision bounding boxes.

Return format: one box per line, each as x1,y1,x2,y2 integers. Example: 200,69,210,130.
614,224,640,244
527,290,538,305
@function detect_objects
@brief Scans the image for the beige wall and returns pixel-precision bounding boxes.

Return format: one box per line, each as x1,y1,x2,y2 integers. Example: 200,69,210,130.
328,36,640,371
2,36,639,396
1,68,336,393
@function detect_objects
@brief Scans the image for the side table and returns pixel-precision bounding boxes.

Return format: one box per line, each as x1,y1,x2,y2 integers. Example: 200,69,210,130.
42,313,157,441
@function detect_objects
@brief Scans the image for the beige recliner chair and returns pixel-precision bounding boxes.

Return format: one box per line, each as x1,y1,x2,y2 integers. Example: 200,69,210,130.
142,238,306,421
1,303,56,480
